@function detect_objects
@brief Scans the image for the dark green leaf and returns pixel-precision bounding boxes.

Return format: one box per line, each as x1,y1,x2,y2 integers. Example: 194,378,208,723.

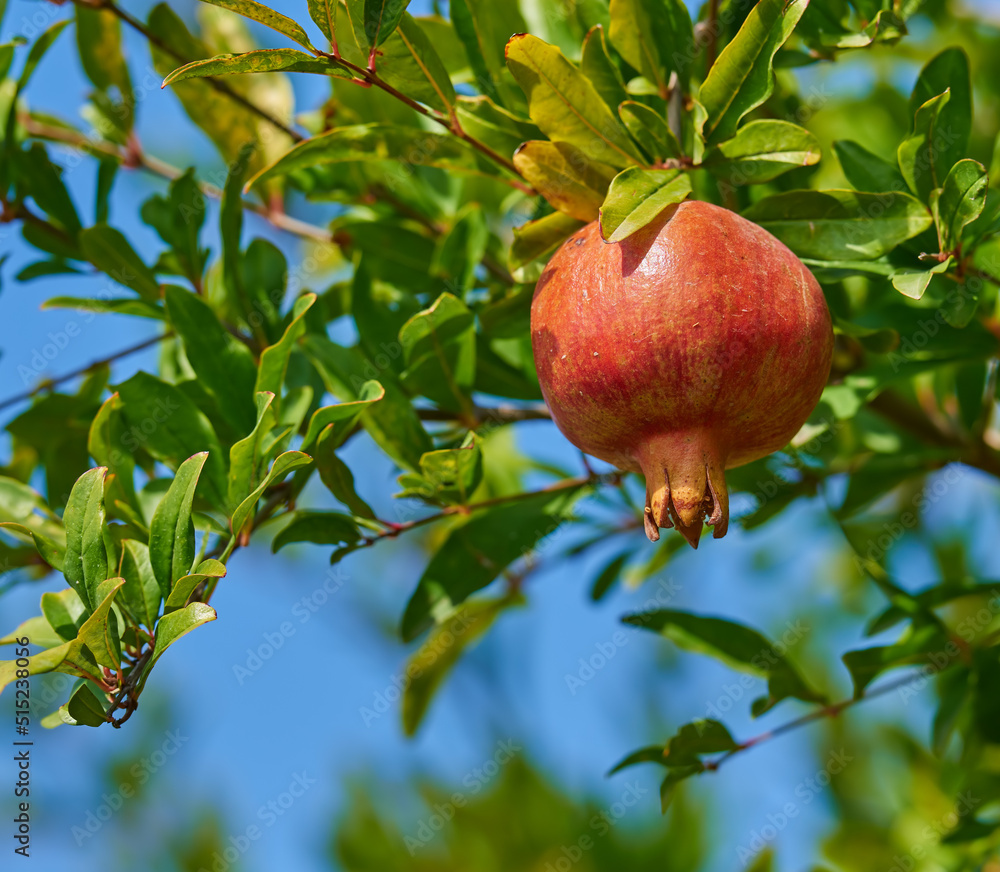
247,124,480,188
580,25,627,112
65,682,110,727
833,140,905,192
624,609,823,712
315,437,375,519
79,225,161,301
364,0,412,48
607,0,694,94
898,89,952,202
908,47,970,181
255,293,316,401
120,540,161,629
271,510,362,552
15,143,82,233
116,372,228,510
401,486,585,641
841,623,946,697
590,551,629,601
742,189,933,260
164,286,259,435
618,102,681,164
301,380,385,450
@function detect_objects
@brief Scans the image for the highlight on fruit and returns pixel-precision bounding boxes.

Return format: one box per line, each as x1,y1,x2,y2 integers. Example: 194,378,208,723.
530,200,834,548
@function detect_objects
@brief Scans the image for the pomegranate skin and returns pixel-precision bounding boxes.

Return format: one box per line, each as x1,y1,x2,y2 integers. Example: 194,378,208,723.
530,200,833,547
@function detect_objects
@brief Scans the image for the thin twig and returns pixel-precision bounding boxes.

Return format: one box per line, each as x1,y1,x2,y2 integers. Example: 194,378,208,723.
0,332,170,414
705,666,957,771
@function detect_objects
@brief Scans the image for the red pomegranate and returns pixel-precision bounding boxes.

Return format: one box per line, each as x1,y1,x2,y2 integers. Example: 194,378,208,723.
530,200,833,548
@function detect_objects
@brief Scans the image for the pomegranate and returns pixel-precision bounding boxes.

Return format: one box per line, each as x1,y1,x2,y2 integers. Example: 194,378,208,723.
530,200,833,548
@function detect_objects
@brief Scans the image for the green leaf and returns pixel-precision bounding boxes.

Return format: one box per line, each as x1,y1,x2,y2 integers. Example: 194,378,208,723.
842,623,946,697
618,102,681,164
246,124,479,188
580,24,627,112
196,0,315,51
449,0,526,108
140,169,207,288
42,296,164,320
227,392,276,511
149,452,207,599
702,120,821,184
138,602,217,692
402,596,509,735
164,286,259,436
401,486,585,641
396,433,483,506
88,392,138,513
231,451,313,535
833,140,905,193
116,372,228,510
513,140,616,222
599,168,692,243
15,143,82,233
607,0,694,96
664,719,739,763
505,33,644,169
77,577,125,669
75,2,132,132
937,160,988,253
742,189,933,260
385,13,456,111
120,541,161,629
898,89,952,202
163,49,343,86
0,638,101,696
163,558,227,614
890,258,952,301
315,437,374,519
271,510,362,552
431,205,489,291
453,95,541,162
254,293,316,401
908,48,970,182
308,0,336,42
399,293,476,413
301,380,385,451
40,589,87,642
65,682,109,727
364,0,411,48
607,745,667,775
510,212,585,271
0,615,64,650
623,609,824,714
221,142,253,304
79,225,161,301
590,551,629,602
302,336,431,470
698,0,808,144
63,467,108,612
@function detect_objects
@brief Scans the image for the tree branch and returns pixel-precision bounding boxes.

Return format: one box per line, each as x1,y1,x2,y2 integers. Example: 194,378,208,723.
704,666,958,771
